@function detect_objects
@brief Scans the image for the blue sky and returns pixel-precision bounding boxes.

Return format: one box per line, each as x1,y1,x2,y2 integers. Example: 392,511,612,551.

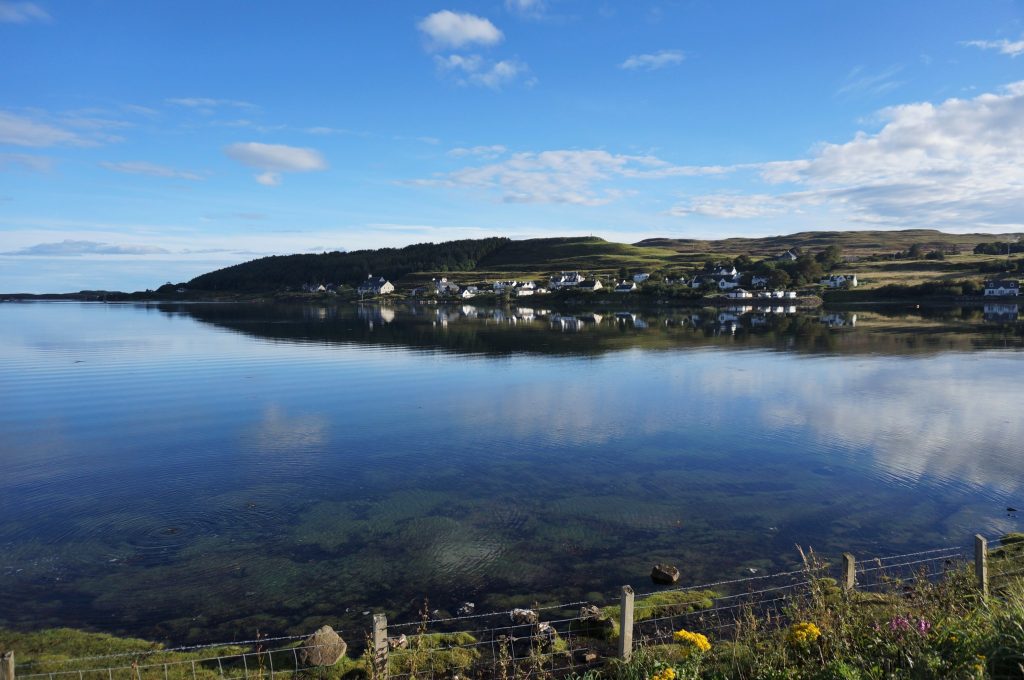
1,0,1023,292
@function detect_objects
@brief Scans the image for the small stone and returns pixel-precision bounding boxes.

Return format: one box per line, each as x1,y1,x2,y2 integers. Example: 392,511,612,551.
299,625,347,667
578,605,603,620
510,608,538,626
388,635,408,651
535,622,557,649
1008,507,1018,512
651,563,680,584
574,649,599,663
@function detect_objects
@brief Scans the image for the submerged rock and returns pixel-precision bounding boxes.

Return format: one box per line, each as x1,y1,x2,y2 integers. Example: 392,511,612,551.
299,625,347,667
651,563,680,584
572,605,616,639
510,608,538,626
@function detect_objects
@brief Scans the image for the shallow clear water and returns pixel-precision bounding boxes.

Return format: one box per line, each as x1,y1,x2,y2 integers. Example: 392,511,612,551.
1,301,1022,642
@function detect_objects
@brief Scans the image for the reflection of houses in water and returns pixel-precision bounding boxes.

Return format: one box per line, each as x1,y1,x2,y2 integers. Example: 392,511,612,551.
550,313,603,332
550,314,582,332
304,306,337,321
613,312,649,329
984,303,1019,322
357,305,396,328
820,312,857,328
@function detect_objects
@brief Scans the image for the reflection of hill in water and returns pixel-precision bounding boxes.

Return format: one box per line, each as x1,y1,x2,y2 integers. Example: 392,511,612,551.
163,302,1024,357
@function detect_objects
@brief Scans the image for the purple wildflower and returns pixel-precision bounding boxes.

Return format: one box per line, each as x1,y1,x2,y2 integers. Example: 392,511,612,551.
889,615,912,632
916,618,931,635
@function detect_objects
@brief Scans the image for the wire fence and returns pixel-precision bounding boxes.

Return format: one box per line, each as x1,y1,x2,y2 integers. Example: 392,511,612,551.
10,535,1024,680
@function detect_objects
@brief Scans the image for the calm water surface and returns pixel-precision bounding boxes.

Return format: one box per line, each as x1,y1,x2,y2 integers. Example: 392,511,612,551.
1,301,1022,642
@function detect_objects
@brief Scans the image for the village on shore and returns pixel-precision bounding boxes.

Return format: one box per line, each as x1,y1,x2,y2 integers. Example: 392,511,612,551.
299,246,1021,304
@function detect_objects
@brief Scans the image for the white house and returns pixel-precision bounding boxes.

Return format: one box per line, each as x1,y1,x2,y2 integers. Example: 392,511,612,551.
550,271,586,289
432,277,460,295
727,288,752,299
820,274,858,289
633,272,650,283
492,280,519,292
984,279,1020,297
460,287,477,299
576,279,603,292
713,265,738,277
717,275,741,291
751,274,770,289
357,275,395,296
784,291,797,299
775,250,799,262
615,281,638,293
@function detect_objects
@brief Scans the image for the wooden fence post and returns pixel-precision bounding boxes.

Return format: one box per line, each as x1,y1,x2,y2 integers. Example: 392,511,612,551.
841,552,856,591
618,585,634,662
975,534,989,597
1,651,13,680
372,614,389,680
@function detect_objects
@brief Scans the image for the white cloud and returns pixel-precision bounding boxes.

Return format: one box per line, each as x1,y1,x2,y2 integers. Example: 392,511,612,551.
166,97,256,114
100,161,204,181
418,10,503,50
417,149,728,205
3,239,170,256
223,142,327,185
0,110,83,147
434,54,530,89
448,145,507,158
673,81,1024,228
620,50,685,71
962,36,1024,57
505,0,545,17
669,193,818,219
0,1,49,23
0,153,53,172
836,65,904,97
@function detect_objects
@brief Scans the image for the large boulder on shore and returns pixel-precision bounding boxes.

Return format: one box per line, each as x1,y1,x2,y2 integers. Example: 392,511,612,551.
651,563,680,584
299,625,348,667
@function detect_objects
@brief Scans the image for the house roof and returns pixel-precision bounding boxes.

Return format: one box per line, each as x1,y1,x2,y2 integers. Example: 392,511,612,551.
986,279,1020,288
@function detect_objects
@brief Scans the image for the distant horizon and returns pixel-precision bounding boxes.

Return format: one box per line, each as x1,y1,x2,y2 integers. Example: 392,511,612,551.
3,1,1024,292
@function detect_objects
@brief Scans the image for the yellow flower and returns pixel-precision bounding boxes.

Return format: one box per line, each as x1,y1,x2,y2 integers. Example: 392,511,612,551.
650,668,676,680
672,629,712,653
787,622,822,646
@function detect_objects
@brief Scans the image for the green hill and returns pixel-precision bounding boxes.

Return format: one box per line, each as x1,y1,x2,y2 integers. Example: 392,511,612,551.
637,229,1019,258
180,230,1022,293
475,236,687,271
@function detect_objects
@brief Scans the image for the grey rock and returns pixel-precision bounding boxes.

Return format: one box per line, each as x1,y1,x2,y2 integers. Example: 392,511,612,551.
387,634,408,651
299,625,347,667
510,608,539,626
456,602,475,616
651,563,680,584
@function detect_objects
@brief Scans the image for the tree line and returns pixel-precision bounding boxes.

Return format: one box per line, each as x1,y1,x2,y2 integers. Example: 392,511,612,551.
187,238,511,291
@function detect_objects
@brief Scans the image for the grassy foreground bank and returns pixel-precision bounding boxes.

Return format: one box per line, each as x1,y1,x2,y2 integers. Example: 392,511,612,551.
3,537,1023,680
